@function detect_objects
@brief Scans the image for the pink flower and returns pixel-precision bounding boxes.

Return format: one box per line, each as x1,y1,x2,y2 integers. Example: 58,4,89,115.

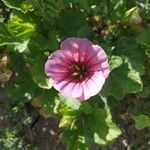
45,38,110,101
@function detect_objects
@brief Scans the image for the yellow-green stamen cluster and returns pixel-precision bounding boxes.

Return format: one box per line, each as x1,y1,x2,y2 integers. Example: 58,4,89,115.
71,63,88,80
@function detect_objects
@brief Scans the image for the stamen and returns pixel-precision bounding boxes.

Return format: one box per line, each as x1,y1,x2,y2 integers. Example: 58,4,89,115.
79,74,83,80
71,63,88,80
83,72,88,75
71,72,80,76
81,64,85,70
74,64,81,71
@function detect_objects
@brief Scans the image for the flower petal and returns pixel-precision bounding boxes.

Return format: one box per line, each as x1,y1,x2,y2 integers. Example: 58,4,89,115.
60,37,81,62
45,50,72,81
45,38,110,101
78,38,93,62
54,79,83,99
78,71,105,100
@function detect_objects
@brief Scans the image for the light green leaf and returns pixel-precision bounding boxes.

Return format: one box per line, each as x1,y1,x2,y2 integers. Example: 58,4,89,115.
59,115,76,128
8,12,35,39
109,55,123,70
124,7,141,24
101,63,143,100
133,115,150,130
88,100,121,145
20,0,33,13
14,39,29,53
0,12,35,51
59,94,81,110
61,98,121,148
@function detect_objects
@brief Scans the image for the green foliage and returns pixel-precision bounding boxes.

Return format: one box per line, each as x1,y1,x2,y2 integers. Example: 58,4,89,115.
114,37,145,75
31,56,53,89
7,71,40,102
136,28,150,57
61,97,121,149
0,0,149,149
1,0,24,10
57,9,89,38
133,115,150,130
0,23,19,45
8,11,35,39
59,94,81,110
101,63,142,100
109,55,123,70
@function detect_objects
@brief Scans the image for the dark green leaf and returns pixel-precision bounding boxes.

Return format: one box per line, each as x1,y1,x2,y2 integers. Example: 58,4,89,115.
114,36,145,75
87,102,121,145
136,28,150,46
0,23,19,46
7,71,39,102
57,9,88,38
31,56,52,89
1,0,24,10
101,63,143,100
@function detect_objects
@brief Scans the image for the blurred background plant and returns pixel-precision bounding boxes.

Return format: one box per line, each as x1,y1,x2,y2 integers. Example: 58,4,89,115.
0,0,150,149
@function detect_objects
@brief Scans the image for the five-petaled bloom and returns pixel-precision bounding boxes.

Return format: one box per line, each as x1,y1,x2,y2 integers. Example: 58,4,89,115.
45,38,110,101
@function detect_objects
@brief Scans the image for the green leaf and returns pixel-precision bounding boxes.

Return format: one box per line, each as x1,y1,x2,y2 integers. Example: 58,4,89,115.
46,1,60,17
31,56,52,89
77,25,94,39
59,94,81,110
136,28,150,57
115,36,145,75
136,28,150,46
109,55,123,70
39,89,59,117
3,11,36,53
8,12,35,39
0,12,35,52
78,0,90,11
57,9,88,38
1,0,24,10
101,63,143,100
138,85,150,98
124,7,141,24
59,115,76,128
32,0,61,24
0,23,19,46
14,39,29,53
87,99,121,145
62,128,92,150
80,102,93,115
133,115,150,130
62,98,121,149
20,0,33,13
7,71,39,102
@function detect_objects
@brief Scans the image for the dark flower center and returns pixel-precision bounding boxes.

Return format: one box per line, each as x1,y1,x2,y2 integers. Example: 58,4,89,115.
71,63,88,80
